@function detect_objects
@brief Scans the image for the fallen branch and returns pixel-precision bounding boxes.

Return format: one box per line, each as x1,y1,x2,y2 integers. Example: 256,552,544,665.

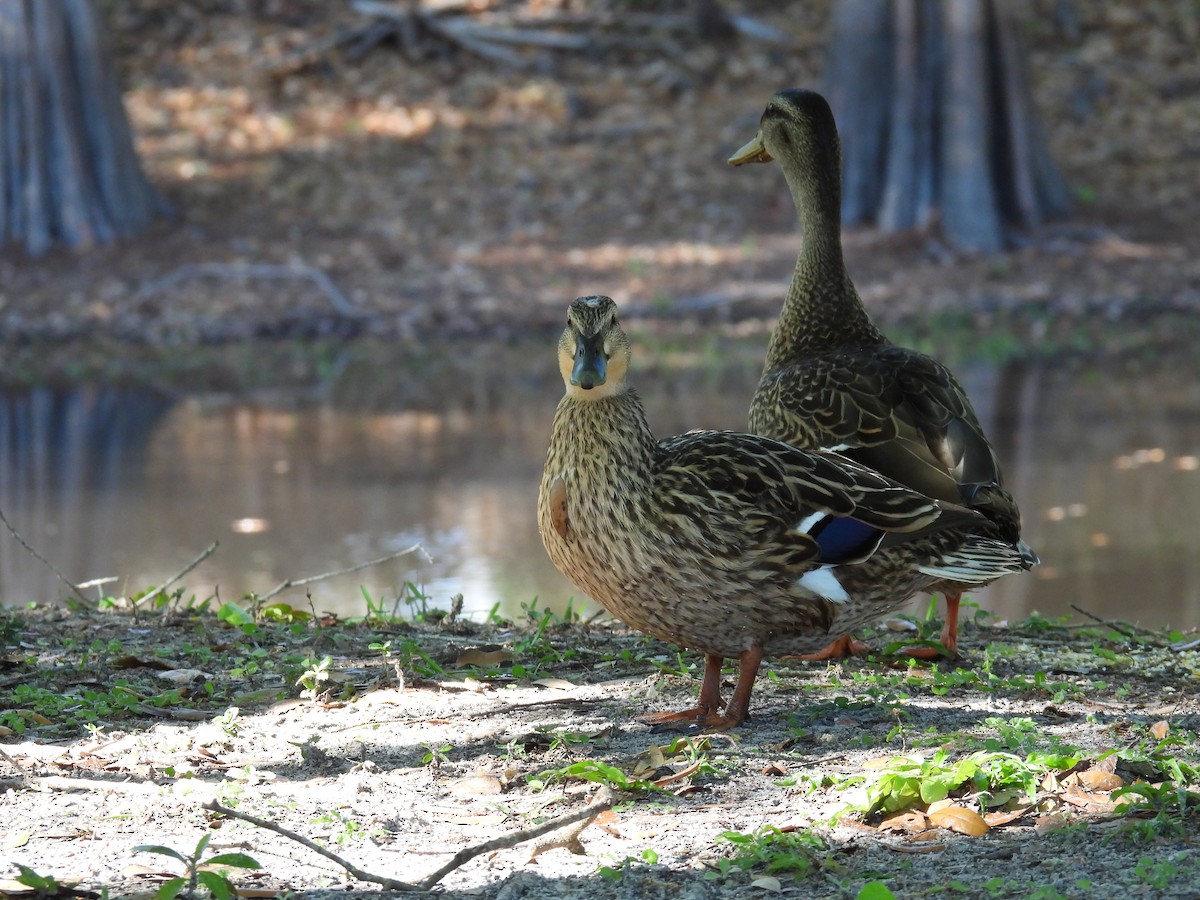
271,1,788,76
256,543,427,603
0,503,89,606
135,263,361,318
203,793,613,891
133,541,219,612
1067,604,1142,641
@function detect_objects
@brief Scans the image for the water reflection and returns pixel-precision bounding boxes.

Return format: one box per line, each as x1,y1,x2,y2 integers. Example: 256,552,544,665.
1,343,1198,630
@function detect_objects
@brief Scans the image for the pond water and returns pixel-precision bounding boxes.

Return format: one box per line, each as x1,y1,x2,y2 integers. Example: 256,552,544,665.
2,336,1199,632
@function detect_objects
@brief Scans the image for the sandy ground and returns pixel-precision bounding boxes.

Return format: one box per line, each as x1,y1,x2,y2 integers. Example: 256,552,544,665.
2,605,1199,898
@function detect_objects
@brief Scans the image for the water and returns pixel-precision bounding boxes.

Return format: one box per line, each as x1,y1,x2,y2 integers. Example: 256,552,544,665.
2,337,1199,631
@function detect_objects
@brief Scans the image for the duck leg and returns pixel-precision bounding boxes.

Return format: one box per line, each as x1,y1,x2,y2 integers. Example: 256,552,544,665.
718,645,765,728
900,592,961,660
639,647,764,731
639,653,725,727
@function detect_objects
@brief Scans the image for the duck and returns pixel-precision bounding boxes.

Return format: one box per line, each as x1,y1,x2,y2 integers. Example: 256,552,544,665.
729,88,1037,659
538,295,1033,729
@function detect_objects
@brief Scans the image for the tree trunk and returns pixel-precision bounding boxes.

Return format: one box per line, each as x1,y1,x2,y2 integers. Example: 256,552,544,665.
0,0,166,256
822,0,1070,252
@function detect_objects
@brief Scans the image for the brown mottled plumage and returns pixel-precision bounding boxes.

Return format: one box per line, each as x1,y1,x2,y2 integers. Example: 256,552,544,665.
538,296,1031,728
730,89,1038,658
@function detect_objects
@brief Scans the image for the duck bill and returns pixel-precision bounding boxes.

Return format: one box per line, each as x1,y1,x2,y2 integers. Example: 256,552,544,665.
570,333,607,390
728,134,773,166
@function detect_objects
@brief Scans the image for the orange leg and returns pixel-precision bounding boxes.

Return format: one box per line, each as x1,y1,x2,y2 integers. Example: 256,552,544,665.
791,633,871,660
639,654,724,727
900,592,961,660
639,647,764,731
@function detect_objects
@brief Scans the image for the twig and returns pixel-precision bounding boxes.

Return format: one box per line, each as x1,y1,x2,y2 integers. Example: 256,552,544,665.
135,263,361,318
0,504,89,605
133,541,219,609
1067,604,1139,640
203,794,613,891
257,543,427,603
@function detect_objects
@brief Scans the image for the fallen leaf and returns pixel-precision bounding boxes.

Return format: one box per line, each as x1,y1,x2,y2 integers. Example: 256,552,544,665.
1059,788,1118,814
1034,813,1072,834
879,810,929,833
928,806,989,836
1090,754,1118,774
111,655,174,670
1149,720,1170,741
455,648,513,667
532,677,574,690
760,762,787,776
750,876,783,892
1078,770,1125,791
909,830,943,842
450,774,504,796
983,806,1032,827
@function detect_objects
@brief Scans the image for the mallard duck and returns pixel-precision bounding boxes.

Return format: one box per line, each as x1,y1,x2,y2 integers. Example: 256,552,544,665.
729,88,1037,659
538,295,1032,729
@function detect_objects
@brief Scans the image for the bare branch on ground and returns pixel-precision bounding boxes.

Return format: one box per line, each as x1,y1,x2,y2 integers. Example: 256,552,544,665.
204,792,614,891
257,543,428,603
0,503,90,606
133,541,219,613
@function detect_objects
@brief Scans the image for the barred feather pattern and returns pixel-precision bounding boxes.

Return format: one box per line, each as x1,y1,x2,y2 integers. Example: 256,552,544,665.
538,296,1028,662
735,89,1036,597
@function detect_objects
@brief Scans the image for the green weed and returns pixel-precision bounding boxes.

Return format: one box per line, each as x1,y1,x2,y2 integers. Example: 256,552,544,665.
598,848,659,881
528,760,658,793
135,832,260,899
851,747,1080,818
706,826,827,882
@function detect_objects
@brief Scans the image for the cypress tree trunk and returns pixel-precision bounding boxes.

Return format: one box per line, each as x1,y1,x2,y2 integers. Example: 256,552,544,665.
822,0,1071,252
0,0,166,256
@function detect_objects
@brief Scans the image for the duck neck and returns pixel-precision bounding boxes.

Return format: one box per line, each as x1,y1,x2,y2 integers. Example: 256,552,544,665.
555,385,658,475
762,152,886,369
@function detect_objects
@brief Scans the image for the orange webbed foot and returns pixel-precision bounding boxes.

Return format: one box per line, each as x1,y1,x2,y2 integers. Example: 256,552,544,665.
789,634,871,661
638,706,743,732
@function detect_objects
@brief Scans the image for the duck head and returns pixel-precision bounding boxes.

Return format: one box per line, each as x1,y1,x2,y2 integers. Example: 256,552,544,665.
558,295,632,400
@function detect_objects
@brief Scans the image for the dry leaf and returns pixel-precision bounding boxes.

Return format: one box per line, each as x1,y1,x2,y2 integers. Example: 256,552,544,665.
1090,754,1118,774
750,876,783,892
455,648,513,667
760,762,787,776
879,810,929,833
909,830,944,842
1060,788,1118,814
1149,720,1170,741
929,805,989,836
1078,770,1125,792
925,798,954,815
983,806,1032,827
1034,813,1072,834
532,677,574,690
450,774,504,796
